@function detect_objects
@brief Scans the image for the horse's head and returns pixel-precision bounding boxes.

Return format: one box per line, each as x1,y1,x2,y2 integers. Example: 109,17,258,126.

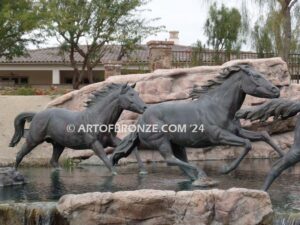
119,83,147,114
240,65,280,98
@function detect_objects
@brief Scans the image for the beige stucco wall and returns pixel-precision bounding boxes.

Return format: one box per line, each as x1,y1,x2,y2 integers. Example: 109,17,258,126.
0,70,105,85
0,70,52,85
60,70,104,83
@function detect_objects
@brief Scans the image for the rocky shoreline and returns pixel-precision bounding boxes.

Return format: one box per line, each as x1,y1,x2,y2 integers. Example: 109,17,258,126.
0,188,273,225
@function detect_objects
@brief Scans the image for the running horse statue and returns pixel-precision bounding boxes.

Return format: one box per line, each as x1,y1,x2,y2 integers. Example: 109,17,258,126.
236,98,300,191
9,83,147,175
111,65,284,187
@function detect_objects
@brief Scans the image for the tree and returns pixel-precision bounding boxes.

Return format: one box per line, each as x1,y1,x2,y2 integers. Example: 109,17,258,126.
251,19,275,57
0,0,41,59
43,0,162,89
190,40,205,66
251,0,300,60
202,0,300,61
204,3,246,61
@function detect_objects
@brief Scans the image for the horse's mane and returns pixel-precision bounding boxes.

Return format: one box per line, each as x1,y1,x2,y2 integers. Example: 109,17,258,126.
86,83,124,108
236,99,300,122
190,65,243,99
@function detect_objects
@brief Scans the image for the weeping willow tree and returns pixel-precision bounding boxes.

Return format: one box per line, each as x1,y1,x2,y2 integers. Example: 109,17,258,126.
201,0,300,61
251,0,300,61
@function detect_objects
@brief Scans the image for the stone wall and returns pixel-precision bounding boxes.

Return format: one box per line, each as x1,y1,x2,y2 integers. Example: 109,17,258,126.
104,61,122,79
147,40,174,71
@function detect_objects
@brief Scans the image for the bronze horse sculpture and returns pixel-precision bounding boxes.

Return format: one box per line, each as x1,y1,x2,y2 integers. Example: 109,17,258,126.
111,65,284,187
236,98,300,191
9,83,147,174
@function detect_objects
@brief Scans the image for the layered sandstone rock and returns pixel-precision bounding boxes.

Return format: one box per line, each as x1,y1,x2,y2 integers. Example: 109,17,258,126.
48,57,290,111
56,188,273,225
47,57,299,163
47,58,295,135
0,202,68,225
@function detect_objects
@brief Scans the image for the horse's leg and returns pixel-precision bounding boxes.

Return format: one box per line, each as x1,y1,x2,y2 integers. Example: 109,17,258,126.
50,143,65,168
109,135,121,147
216,129,252,174
172,144,198,179
262,147,300,191
133,147,148,175
92,141,117,175
111,136,147,174
159,141,218,186
238,128,284,157
15,141,40,169
158,140,205,180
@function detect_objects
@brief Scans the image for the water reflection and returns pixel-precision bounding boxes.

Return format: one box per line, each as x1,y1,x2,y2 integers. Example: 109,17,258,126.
0,159,300,214
49,169,65,200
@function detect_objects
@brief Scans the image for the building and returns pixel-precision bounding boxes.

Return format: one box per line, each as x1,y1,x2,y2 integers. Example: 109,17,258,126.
0,32,192,87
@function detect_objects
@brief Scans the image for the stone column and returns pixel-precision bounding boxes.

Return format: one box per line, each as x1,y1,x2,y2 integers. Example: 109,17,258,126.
52,69,60,84
147,41,174,71
104,61,122,80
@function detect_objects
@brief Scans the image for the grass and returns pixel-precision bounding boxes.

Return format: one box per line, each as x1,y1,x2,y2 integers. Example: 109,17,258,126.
61,158,76,169
0,86,72,96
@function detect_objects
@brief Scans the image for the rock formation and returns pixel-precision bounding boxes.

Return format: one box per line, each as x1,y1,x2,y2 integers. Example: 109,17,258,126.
0,202,68,225
56,188,273,225
47,57,300,163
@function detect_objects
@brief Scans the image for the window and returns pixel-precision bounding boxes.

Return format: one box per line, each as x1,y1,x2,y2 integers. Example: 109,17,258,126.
65,78,73,84
0,76,28,85
20,77,28,84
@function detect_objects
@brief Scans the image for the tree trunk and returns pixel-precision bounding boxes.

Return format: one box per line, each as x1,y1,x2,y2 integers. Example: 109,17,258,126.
87,68,94,84
281,5,292,62
72,70,83,90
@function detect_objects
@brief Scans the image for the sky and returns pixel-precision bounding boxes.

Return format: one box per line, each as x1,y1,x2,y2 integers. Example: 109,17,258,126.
33,0,261,51
142,0,260,50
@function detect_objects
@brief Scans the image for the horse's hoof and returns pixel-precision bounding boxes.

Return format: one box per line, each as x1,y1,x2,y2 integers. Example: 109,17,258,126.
52,167,62,171
192,177,219,187
111,153,122,166
139,170,148,175
218,165,230,174
111,171,118,176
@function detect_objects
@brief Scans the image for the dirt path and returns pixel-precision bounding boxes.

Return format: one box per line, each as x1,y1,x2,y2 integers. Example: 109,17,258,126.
0,96,54,166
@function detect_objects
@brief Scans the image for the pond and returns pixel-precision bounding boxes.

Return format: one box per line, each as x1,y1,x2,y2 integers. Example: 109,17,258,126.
1,159,300,215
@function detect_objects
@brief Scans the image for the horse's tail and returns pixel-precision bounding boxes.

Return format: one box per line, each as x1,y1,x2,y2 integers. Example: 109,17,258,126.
9,112,36,147
111,130,139,166
235,99,300,122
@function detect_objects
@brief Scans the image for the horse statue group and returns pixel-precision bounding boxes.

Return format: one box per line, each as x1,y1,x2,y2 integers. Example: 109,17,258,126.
10,64,296,191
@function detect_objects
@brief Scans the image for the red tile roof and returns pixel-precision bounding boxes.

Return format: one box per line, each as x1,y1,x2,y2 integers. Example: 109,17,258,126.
0,44,192,64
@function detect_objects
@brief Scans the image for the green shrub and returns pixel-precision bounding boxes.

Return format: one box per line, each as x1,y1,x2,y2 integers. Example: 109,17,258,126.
15,87,36,95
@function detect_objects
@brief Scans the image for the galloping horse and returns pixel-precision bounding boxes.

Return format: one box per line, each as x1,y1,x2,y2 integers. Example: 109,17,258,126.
9,83,147,174
236,99,300,191
111,65,283,186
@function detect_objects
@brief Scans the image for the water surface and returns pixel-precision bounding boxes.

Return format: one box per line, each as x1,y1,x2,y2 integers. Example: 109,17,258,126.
1,159,300,214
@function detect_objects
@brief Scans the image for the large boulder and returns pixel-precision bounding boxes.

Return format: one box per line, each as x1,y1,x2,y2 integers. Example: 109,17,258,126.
47,57,299,162
48,57,290,112
56,188,273,225
0,58,296,166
